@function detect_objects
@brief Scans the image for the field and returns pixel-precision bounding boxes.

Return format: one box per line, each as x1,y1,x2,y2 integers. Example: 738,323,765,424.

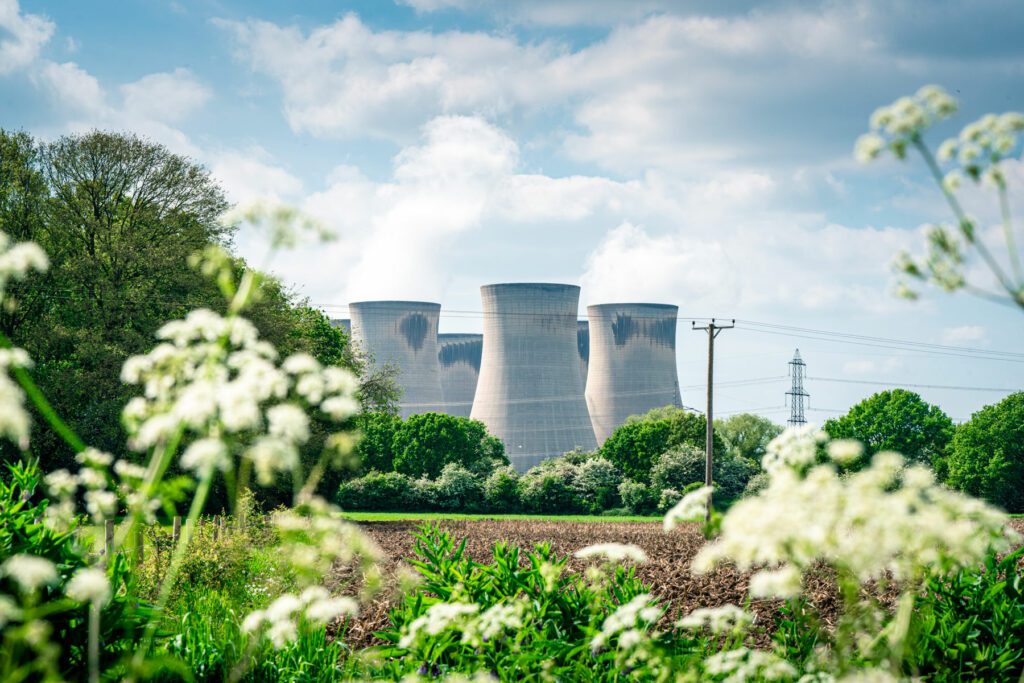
339,511,661,523
330,517,1024,648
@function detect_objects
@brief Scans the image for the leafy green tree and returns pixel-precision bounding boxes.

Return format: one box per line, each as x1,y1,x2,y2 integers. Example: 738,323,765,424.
483,466,521,512
945,392,1024,513
823,390,954,471
354,412,403,473
392,413,506,479
651,443,756,502
601,406,716,483
714,413,782,464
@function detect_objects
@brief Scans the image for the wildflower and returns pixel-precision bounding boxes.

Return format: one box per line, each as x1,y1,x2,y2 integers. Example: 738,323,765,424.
825,439,863,465
305,596,359,625
575,543,648,564
113,460,147,481
677,604,753,634
0,595,20,627
77,468,107,489
400,602,479,649
591,594,661,652
321,395,360,421
267,403,310,444
663,485,713,531
936,139,958,163
704,647,797,681
246,436,299,486
1,555,57,593
65,568,111,606
749,565,803,599
84,490,118,521
854,133,885,163
942,170,963,193
463,600,527,646
75,448,113,468
45,470,78,497
267,620,298,648
180,438,230,474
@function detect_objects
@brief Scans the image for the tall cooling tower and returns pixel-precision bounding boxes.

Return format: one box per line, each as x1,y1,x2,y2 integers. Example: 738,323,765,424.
585,303,682,444
330,318,351,335
471,283,597,471
577,321,590,389
438,333,482,418
349,301,444,418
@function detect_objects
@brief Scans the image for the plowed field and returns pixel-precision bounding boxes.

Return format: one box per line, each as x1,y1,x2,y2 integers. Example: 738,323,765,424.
331,518,1024,648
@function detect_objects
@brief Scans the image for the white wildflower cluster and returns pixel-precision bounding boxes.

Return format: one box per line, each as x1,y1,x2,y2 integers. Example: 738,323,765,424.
461,600,528,647
221,199,335,249
120,308,360,486
590,593,662,653
0,231,49,302
399,602,480,649
41,448,143,529
243,586,358,649
855,85,959,162
664,485,713,531
677,604,753,635
64,568,111,606
1,555,58,594
574,543,648,564
0,347,34,449
703,647,797,682
693,426,1016,596
272,497,382,587
935,111,1024,188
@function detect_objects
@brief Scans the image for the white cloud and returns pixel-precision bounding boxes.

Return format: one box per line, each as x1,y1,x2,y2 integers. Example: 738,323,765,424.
120,67,211,123
33,60,105,115
209,149,304,205
0,0,53,75
940,325,988,346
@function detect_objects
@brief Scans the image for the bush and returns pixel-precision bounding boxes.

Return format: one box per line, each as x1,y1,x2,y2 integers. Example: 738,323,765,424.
483,466,521,512
743,472,770,497
650,444,705,493
519,463,583,514
354,412,402,473
657,488,682,513
336,470,415,511
572,457,623,512
618,479,656,515
432,463,485,512
601,407,714,483
392,413,507,479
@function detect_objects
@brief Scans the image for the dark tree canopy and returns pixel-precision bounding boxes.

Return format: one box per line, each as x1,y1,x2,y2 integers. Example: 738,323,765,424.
945,392,1024,513
602,406,717,483
392,413,507,479
823,389,954,470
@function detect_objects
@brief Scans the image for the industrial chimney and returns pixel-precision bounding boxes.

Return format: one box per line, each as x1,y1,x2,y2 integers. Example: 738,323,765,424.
349,301,444,418
471,283,597,471
585,303,682,444
437,333,483,418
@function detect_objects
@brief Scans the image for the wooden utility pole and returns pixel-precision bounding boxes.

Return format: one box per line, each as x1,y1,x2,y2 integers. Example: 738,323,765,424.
692,318,735,516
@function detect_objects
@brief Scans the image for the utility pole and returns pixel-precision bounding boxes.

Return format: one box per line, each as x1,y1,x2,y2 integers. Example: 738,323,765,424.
692,318,735,517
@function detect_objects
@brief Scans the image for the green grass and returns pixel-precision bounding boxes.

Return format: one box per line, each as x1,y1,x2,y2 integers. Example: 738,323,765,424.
338,510,661,523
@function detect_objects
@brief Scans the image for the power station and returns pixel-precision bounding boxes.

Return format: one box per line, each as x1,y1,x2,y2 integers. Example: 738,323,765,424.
343,287,686,470
470,283,597,471
585,303,682,444
438,333,483,418
348,301,445,418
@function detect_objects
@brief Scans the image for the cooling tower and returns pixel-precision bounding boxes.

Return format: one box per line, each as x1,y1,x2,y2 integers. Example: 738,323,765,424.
330,318,351,335
577,320,590,389
438,333,483,418
585,303,682,445
471,283,597,471
349,301,444,418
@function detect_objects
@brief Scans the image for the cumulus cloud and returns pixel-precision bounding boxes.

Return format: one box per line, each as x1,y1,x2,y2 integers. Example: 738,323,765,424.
120,67,211,123
210,149,304,205
0,0,54,75
940,325,988,346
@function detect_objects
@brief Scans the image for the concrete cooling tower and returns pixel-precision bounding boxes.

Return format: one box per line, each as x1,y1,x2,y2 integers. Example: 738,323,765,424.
438,333,483,418
330,318,351,335
471,283,597,471
585,303,682,444
349,301,444,418
577,321,590,389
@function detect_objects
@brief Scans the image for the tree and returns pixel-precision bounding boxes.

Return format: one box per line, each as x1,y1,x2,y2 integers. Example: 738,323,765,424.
651,443,755,502
602,407,717,483
823,390,954,470
946,392,1024,513
392,413,506,479
354,412,402,473
714,413,782,464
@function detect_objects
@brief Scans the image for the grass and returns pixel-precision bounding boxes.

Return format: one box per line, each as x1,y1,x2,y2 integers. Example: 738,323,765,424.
338,510,661,523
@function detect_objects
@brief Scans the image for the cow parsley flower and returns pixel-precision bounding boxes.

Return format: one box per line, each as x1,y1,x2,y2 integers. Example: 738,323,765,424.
2,555,57,593
180,438,230,474
664,485,713,531
677,604,753,634
704,647,797,681
65,568,111,605
462,600,527,646
575,543,648,564
591,594,661,652
399,602,480,649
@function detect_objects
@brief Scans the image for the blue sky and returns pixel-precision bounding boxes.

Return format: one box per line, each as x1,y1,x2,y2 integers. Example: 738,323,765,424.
4,0,1024,424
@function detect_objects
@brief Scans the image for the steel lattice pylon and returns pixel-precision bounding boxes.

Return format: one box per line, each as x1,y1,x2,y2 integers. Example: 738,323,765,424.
786,349,809,426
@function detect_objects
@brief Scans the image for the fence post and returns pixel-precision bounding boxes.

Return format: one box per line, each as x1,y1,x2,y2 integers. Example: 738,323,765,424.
213,515,220,541
134,524,145,565
219,515,227,539
172,516,181,546
103,519,115,564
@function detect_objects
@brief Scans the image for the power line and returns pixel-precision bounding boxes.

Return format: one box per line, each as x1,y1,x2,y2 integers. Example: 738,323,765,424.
809,376,1022,393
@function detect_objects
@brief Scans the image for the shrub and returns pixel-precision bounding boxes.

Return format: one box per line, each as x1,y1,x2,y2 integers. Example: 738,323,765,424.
743,472,770,497
483,466,521,512
601,407,715,483
945,392,1024,512
392,413,507,479
433,463,485,513
519,464,583,514
618,479,655,515
354,412,402,473
572,457,623,512
657,488,682,513
651,444,705,493
336,470,415,511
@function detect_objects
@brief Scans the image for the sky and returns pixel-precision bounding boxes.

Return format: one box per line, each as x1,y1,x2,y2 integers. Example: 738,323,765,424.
3,0,1024,425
